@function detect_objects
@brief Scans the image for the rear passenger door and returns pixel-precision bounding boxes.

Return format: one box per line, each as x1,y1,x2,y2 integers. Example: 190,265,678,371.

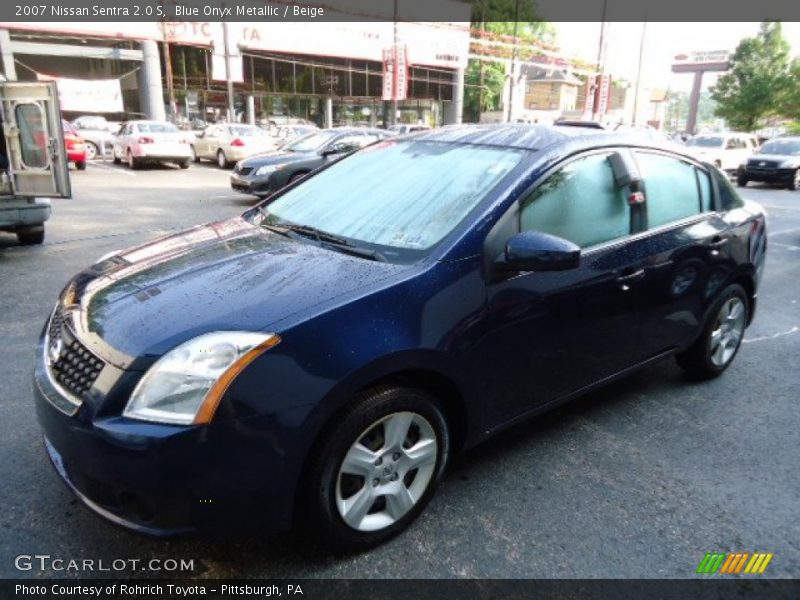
629,150,732,360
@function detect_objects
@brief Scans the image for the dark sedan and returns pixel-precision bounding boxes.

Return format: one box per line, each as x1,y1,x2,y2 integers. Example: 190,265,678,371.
737,136,800,190
35,125,766,550
230,127,388,198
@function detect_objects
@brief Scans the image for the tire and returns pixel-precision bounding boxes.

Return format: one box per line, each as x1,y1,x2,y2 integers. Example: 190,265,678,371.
736,175,748,188
113,155,121,165
84,142,98,161
302,386,450,550
17,227,44,245
675,284,748,379
289,172,308,185
126,150,139,170
217,150,230,169
178,159,190,169
75,160,87,171
190,145,200,163
790,169,800,191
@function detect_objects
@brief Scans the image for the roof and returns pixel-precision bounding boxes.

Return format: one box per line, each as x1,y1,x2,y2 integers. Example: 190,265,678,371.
412,123,687,157
528,70,583,86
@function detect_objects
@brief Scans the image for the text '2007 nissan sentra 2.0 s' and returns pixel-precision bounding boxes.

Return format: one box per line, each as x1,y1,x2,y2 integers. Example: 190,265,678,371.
34,124,767,550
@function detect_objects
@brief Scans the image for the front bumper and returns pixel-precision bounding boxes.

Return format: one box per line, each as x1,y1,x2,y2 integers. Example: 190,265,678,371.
33,335,299,536
740,167,796,184
0,198,51,229
230,173,271,195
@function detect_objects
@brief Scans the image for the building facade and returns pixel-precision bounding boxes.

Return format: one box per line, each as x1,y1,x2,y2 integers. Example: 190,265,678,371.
0,15,470,128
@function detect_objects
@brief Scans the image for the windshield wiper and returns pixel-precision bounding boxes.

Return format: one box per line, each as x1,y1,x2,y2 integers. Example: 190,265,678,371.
261,218,384,261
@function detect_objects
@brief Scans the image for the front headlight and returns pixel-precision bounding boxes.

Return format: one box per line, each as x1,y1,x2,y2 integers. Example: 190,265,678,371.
123,331,280,425
779,160,798,168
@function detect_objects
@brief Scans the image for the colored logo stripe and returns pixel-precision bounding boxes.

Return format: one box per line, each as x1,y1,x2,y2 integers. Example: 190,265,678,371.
697,552,773,574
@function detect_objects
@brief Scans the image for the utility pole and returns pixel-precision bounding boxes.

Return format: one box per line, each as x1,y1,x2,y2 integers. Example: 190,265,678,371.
506,0,520,123
162,35,176,121
592,0,608,121
222,14,235,122
632,21,647,126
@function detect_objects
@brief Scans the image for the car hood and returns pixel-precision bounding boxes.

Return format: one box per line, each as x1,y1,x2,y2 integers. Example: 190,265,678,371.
64,217,407,369
239,150,315,168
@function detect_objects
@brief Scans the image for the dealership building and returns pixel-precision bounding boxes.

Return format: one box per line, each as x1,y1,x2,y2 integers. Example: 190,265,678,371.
0,10,470,128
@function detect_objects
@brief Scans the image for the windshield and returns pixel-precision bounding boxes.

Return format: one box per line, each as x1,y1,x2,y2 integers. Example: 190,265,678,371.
286,131,337,152
687,136,724,148
759,139,800,155
230,125,267,137
137,122,179,133
258,140,525,260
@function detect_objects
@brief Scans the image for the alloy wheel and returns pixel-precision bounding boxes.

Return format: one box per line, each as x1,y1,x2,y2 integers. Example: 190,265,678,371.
85,142,98,161
335,411,438,532
709,297,746,367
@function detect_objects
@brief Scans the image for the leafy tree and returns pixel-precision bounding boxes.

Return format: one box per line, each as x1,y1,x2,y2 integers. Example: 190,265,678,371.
778,58,800,121
710,21,792,132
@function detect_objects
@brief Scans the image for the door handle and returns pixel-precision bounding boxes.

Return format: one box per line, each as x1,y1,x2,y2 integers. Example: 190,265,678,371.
709,237,729,256
616,269,646,291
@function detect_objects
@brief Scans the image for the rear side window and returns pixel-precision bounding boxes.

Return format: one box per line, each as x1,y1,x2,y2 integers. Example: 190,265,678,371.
711,167,745,210
519,153,630,248
636,152,701,228
15,103,48,168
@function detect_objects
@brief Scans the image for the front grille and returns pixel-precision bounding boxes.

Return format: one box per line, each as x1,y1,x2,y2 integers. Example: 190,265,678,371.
47,311,105,401
236,166,253,176
747,159,779,169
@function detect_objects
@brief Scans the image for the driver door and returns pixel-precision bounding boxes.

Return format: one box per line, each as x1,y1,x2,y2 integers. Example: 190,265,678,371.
0,81,70,198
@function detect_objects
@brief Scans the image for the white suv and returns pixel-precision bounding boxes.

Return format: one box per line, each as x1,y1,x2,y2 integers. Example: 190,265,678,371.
685,133,758,172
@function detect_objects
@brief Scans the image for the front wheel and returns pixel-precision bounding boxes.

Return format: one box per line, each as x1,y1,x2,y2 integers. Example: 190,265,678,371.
790,169,800,191
84,142,98,161
178,159,190,169
302,386,450,550
676,284,748,379
217,150,230,169
17,227,44,245
190,145,200,163
736,175,748,187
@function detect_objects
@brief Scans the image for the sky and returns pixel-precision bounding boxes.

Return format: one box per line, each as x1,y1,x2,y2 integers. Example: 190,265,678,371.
553,22,800,93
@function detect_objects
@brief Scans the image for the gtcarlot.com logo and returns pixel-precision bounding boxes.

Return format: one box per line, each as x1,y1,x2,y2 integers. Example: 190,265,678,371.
14,554,195,573
696,552,773,575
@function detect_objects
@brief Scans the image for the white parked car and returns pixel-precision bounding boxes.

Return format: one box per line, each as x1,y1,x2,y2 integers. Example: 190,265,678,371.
685,133,759,172
112,120,193,169
191,124,278,168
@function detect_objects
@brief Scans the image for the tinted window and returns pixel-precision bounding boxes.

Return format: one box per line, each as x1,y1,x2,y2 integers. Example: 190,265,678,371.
636,152,701,228
137,122,178,133
711,167,745,210
519,153,629,248
759,139,800,155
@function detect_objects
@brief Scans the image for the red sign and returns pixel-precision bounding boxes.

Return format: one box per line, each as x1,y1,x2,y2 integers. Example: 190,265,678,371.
595,74,611,116
382,45,409,102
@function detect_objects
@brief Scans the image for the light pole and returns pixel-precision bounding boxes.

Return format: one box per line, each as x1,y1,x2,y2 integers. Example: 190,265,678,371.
592,0,608,122
632,21,647,126
222,14,235,122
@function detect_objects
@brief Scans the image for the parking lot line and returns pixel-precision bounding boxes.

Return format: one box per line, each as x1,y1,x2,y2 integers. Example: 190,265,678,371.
90,162,136,176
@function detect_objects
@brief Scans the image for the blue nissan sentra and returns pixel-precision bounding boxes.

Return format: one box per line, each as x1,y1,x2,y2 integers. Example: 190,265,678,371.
34,124,767,549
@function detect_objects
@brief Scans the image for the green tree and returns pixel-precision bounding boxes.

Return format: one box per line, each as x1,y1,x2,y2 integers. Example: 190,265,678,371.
778,58,800,121
710,21,792,132
464,0,554,122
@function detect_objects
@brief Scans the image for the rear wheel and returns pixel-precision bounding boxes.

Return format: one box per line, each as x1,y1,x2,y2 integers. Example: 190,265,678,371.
676,284,748,379
302,386,449,550
190,145,200,163
17,227,44,245
126,149,139,170
84,142,98,161
178,159,190,169
75,160,87,171
113,154,121,165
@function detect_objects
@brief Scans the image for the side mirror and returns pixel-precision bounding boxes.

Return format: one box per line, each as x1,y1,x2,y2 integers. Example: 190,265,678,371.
498,231,580,272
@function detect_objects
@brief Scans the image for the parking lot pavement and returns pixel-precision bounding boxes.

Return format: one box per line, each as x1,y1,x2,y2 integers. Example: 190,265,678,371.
1,165,798,578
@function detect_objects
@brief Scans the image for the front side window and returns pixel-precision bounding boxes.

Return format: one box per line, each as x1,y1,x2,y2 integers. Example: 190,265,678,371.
636,152,702,228
519,153,630,248
261,140,525,258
